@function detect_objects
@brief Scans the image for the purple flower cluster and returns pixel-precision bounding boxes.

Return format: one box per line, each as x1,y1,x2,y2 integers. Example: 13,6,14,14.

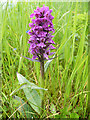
27,5,56,61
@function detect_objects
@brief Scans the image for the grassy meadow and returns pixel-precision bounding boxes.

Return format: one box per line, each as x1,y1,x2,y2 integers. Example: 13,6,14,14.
1,1,89,119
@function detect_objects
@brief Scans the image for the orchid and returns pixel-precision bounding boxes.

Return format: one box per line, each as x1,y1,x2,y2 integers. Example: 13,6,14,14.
26,5,56,114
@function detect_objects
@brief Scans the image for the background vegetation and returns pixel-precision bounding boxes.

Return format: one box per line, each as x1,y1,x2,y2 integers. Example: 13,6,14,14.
1,1,89,119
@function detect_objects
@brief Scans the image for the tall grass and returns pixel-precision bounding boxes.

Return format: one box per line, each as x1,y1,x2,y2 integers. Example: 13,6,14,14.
1,1,88,119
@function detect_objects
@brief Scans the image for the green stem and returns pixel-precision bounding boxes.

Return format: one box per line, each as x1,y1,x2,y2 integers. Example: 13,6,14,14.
40,61,44,84
40,60,44,114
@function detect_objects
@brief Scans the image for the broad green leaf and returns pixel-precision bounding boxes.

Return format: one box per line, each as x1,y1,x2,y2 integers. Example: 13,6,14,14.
44,55,55,72
70,113,79,118
17,73,41,114
16,73,47,90
10,82,48,96
13,96,35,118
19,83,48,91
10,83,27,96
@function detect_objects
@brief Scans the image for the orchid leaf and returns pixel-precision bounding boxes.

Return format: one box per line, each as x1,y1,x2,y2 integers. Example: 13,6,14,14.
10,82,47,96
17,73,42,114
10,83,27,96
19,84,48,90
13,95,36,118
44,54,55,72
21,55,40,62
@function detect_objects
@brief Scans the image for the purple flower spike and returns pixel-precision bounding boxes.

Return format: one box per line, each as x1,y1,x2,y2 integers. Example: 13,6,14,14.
27,5,56,61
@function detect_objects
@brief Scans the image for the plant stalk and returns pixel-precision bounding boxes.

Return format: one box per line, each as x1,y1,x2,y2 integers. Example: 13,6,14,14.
40,60,44,114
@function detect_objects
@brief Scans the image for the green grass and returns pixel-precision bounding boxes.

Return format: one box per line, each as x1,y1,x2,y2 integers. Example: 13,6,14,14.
1,1,89,119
